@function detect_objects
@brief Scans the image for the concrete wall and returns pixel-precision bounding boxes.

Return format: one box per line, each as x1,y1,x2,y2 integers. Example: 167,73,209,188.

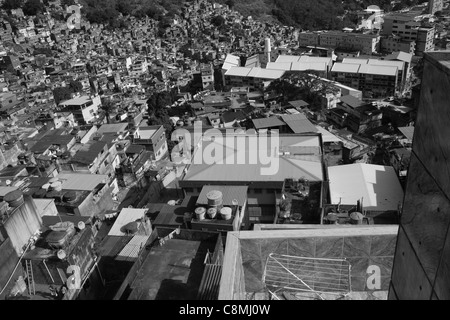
390,51,450,300
77,185,114,217
239,232,396,293
0,145,23,171
0,238,19,294
3,195,42,255
218,232,246,300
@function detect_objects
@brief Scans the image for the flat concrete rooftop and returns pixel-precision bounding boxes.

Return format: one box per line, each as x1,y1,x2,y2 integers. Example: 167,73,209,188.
120,229,221,300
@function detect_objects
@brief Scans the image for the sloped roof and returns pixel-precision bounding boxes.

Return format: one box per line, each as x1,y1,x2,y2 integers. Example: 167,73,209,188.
398,126,415,141
71,140,107,164
280,114,318,134
339,95,365,109
252,116,285,129
288,100,309,108
183,135,324,183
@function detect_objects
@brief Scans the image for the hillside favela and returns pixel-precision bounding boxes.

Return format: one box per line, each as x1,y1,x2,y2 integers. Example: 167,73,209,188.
0,0,449,305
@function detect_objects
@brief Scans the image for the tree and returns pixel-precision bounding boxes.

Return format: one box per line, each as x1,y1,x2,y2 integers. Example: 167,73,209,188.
53,87,73,105
100,100,114,124
226,0,235,8
1,0,23,10
266,72,340,111
68,80,83,93
147,91,176,134
23,0,44,16
116,0,132,16
211,15,226,27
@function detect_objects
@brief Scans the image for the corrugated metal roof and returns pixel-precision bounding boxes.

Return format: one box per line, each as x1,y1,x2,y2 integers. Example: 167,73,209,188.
196,185,248,206
225,66,252,77
358,64,397,76
115,234,150,262
331,63,360,73
197,264,222,300
183,136,324,183
248,67,285,79
266,62,292,71
368,59,404,71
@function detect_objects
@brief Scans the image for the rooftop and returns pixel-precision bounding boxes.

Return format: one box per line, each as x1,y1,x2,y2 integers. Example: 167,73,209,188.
59,95,92,106
219,226,398,300
196,185,248,207
252,116,285,129
96,123,129,135
328,163,404,211
182,135,324,183
57,173,108,191
108,208,147,236
118,228,221,300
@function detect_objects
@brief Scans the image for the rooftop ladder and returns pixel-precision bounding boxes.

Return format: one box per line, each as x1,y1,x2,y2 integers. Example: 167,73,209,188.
25,260,35,296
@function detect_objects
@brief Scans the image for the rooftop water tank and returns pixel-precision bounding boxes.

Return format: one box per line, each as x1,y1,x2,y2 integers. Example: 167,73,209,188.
206,190,223,206
207,207,217,219
4,190,24,208
195,207,206,221
220,207,232,220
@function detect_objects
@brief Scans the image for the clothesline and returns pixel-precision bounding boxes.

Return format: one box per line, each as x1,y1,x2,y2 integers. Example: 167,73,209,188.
158,227,181,246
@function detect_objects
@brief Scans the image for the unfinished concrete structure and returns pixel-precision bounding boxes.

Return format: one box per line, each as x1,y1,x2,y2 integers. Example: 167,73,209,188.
219,225,398,300
389,51,450,300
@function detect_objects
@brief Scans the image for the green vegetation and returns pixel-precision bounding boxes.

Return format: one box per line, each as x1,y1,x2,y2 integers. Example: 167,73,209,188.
1,0,23,10
77,0,186,27
266,72,339,111
22,0,45,16
213,0,429,30
146,90,178,134
53,80,83,104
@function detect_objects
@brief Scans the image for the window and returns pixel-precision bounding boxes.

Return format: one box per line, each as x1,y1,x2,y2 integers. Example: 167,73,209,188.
254,189,262,194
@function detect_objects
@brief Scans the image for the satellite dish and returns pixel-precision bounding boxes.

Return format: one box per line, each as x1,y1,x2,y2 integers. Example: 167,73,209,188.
57,249,66,260
77,221,85,230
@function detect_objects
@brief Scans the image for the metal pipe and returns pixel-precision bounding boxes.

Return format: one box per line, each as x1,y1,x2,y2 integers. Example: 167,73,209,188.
0,241,32,296
42,260,55,283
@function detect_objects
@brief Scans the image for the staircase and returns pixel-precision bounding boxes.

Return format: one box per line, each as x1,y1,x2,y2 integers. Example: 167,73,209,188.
25,260,35,296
